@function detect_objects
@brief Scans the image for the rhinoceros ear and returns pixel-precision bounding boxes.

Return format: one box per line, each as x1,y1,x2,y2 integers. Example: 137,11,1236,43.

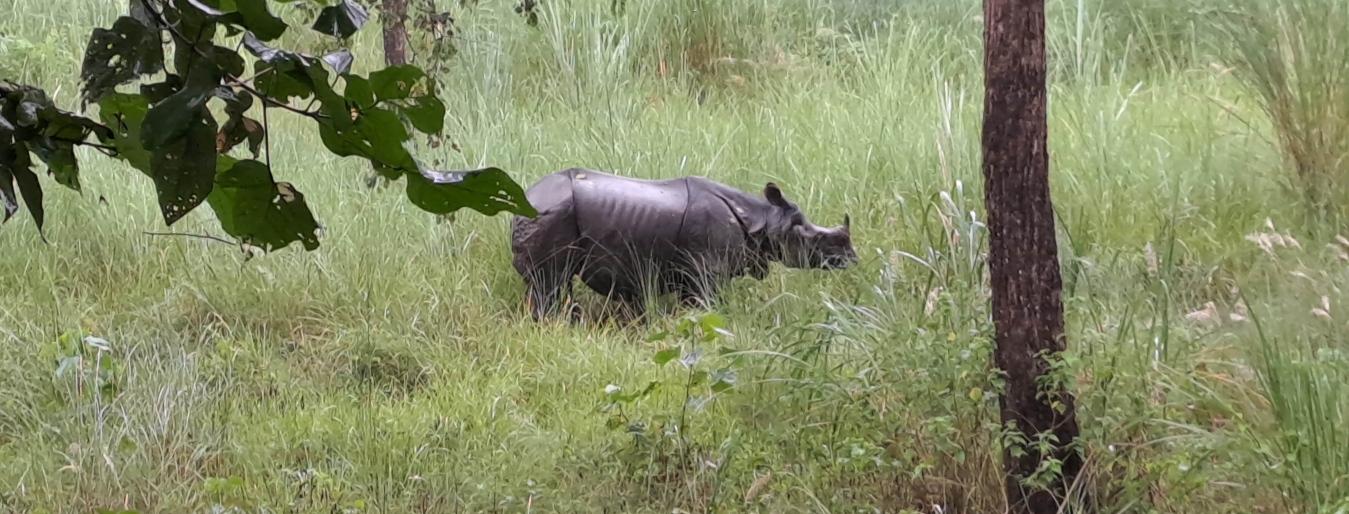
843,214,851,232
764,183,790,208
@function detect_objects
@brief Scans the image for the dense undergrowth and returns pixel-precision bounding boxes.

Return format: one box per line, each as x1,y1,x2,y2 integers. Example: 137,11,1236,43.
2,0,1348,512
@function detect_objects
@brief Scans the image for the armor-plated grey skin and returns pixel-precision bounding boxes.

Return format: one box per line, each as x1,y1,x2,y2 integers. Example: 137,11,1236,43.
510,168,858,321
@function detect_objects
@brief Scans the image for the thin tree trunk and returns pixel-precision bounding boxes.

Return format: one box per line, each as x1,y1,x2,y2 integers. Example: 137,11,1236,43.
981,0,1085,512
382,0,409,66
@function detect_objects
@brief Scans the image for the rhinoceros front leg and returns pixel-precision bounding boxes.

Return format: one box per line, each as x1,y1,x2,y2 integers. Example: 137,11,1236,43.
520,258,581,322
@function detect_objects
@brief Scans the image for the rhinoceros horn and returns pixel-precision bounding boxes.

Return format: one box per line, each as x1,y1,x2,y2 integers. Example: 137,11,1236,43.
844,214,851,231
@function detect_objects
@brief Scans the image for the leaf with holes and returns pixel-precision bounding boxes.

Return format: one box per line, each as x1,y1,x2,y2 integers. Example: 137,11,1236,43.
312,0,369,39
147,106,219,225
370,65,426,102
401,95,445,135
140,66,221,151
207,159,321,251
405,167,537,218
79,16,165,106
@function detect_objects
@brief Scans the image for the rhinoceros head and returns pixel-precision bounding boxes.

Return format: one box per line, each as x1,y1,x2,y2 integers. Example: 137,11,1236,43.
759,183,858,271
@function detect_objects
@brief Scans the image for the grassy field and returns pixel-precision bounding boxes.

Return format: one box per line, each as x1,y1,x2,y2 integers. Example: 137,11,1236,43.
2,0,1348,512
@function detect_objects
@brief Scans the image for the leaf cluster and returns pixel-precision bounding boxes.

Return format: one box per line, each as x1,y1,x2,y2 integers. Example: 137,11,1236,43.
0,0,536,253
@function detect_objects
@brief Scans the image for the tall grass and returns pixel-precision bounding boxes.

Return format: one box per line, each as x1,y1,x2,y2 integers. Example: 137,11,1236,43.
0,0,1346,512
1223,0,1349,223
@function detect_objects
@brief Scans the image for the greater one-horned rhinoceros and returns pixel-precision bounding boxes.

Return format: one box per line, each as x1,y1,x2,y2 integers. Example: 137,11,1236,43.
509,168,858,320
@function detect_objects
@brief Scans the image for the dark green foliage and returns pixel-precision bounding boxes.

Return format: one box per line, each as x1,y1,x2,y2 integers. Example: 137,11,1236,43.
79,16,164,106
146,103,219,224
370,65,426,102
0,0,534,253
1,82,118,235
402,95,446,134
207,159,321,251
408,167,538,218
312,0,369,40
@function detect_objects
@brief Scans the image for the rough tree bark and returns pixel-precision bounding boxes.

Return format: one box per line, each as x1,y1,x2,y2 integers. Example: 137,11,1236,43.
982,0,1085,512
382,0,409,66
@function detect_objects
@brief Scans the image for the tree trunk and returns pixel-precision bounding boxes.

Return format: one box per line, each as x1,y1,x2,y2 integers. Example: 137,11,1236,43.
381,0,409,66
981,0,1085,512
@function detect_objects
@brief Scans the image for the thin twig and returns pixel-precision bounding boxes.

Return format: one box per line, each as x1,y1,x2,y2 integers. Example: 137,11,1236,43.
229,80,327,119
231,66,274,87
53,136,119,154
143,231,237,246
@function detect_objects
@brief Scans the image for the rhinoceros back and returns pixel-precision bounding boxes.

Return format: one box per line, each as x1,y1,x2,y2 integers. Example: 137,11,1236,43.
569,170,690,259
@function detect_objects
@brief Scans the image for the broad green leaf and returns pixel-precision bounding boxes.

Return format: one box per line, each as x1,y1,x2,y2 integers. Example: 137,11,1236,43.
240,32,289,64
28,137,80,191
256,63,314,102
402,95,445,135
234,0,288,41
1,128,22,221
165,7,218,74
698,313,724,341
370,65,426,102
303,64,350,129
207,159,321,251
10,144,45,237
139,75,183,104
318,122,372,159
147,106,219,225
140,67,220,151
680,348,704,369
96,93,153,174
710,369,737,393
209,45,247,78
355,108,415,171
406,167,538,218
653,348,679,366
312,0,369,39
38,106,114,144
342,75,375,110
322,50,354,75
79,16,164,106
